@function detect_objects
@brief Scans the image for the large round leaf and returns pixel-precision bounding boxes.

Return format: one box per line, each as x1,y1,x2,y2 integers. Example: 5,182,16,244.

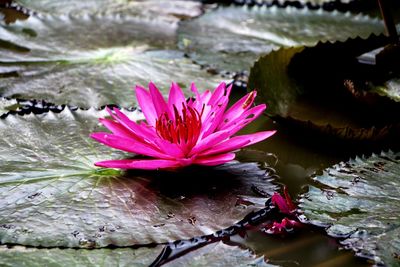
248,35,400,140
299,151,400,266
163,242,274,267
0,242,271,267
0,109,277,248
15,0,203,24
0,14,223,107
178,5,384,72
0,245,162,267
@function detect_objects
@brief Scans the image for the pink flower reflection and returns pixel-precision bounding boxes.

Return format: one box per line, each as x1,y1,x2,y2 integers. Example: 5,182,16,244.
263,187,302,234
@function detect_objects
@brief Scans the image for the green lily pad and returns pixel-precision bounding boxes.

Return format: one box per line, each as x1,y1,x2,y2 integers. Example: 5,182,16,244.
0,242,272,267
14,0,203,23
0,245,162,267
299,151,400,266
0,14,222,107
0,98,17,117
248,35,400,140
178,5,384,72
0,109,277,248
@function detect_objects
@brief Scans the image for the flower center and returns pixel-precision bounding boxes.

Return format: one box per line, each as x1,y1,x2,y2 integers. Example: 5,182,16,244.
155,105,202,150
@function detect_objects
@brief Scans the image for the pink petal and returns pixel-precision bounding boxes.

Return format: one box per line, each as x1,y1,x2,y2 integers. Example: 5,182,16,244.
220,103,265,132
194,153,235,166
200,136,251,156
263,218,300,235
200,90,212,104
108,107,157,142
207,82,226,106
222,104,267,136
219,91,257,129
99,118,135,139
244,130,276,146
271,193,291,214
149,82,171,118
153,138,185,158
283,186,297,212
90,133,170,159
201,89,231,137
190,82,201,103
168,82,186,114
190,130,231,156
201,131,275,156
135,85,157,126
95,159,180,170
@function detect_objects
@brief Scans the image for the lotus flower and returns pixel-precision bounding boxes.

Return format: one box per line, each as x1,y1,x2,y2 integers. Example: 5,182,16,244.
90,82,275,170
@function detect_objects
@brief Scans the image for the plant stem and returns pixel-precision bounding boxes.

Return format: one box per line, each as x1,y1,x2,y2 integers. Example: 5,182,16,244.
378,0,399,44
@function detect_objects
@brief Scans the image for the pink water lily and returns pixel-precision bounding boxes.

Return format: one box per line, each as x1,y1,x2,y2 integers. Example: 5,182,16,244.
90,82,275,170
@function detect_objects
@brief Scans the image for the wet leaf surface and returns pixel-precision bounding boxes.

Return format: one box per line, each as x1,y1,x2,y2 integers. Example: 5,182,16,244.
178,5,384,72
0,242,272,267
0,108,277,248
15,0,203,23
0,14,222,107
0,245,162,267
0,97,17,116
248,35,400,140
162,241,274,267
299,151,400,266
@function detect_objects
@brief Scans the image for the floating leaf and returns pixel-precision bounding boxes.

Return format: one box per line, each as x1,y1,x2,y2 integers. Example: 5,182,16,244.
0,98,17,117
0,109,277,248
0,14,222,107
162,242,274,267
0,245,162,267
299,151,400,266
14,0,203,23
248,35,400,140
0,242,273,267
178,5,384,71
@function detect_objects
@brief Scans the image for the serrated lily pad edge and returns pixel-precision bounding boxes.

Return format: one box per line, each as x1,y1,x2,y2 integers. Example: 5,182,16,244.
298,150,400,266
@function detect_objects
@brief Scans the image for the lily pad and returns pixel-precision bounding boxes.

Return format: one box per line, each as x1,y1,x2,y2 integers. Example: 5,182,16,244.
0,14,222,107
0,108,277,248
0,242,272,267
178,5,384,72
14,0,203,23
299,151,400,266
248,35,400,140
162,242,273,267
0,98,17,117
0,245,162,267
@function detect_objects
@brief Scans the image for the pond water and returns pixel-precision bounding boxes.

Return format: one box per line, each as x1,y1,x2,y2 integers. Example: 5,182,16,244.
0,1,399,267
